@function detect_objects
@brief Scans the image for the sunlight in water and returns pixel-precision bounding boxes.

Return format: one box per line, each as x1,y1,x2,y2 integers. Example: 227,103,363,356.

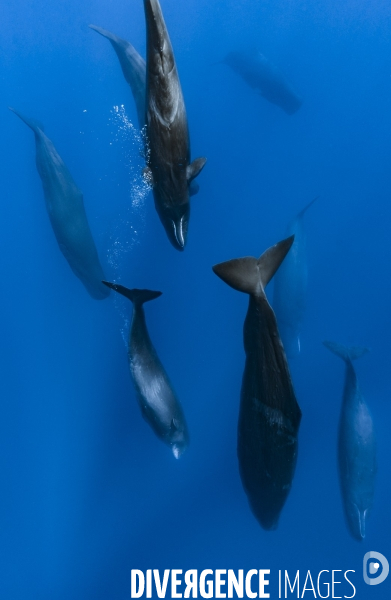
106,105,152,345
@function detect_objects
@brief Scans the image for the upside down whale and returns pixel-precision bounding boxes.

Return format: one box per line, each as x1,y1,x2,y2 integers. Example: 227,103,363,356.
142,0,206,250
324,341,376,541
213,236,302,529
103,281,189,458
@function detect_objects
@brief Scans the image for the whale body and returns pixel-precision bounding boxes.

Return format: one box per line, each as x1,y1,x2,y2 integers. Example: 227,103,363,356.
10,108,109,300
103,281,189,458
223,50,302,115
89,25,146,130
323,341,376,541
213,237,302,529
273,197,318,358
143,0,206,250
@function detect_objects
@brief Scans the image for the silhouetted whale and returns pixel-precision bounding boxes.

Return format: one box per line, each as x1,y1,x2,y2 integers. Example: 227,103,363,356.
10,108,109,300
103,281,189,458
143,0,207,250
89,25,146,130
213,236,302,529
223,50,302,115
323,341,376,541
273,197,318,358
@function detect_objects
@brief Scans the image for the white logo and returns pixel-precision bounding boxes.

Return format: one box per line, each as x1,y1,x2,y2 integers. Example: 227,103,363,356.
363,552,389,585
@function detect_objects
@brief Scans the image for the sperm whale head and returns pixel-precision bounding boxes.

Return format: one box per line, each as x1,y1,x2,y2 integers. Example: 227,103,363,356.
158,203,190,251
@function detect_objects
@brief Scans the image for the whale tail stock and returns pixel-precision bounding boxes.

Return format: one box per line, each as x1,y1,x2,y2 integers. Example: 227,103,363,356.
323,341,369,362
102,281,162,305
9,107,45,134
212,236,294,295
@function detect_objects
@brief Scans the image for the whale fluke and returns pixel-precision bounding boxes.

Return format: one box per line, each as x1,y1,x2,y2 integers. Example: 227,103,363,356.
323,341,370,362
102,281,162,305
213,235,294,295
9,107,44,134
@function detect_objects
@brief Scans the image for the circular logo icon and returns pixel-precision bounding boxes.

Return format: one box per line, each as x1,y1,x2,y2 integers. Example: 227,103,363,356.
363,552,389,586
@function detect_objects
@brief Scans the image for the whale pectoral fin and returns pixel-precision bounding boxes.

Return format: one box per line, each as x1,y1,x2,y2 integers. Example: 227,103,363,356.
186,157,207,182
142,166,154,186
189,181,200,196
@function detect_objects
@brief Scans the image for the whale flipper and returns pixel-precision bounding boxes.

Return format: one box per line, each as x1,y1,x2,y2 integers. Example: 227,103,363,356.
323,341,370,362
189,181,199,196
102,282,162,305
213,236,294,295
186,157,207,183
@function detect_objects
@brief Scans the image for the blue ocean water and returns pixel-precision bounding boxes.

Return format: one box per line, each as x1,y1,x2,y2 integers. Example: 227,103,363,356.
1,0,391,597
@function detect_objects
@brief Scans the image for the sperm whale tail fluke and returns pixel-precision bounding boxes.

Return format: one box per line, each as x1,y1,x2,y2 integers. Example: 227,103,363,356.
323,341,370,362
102,281,162,305
212,235,294,295
9,107,44,134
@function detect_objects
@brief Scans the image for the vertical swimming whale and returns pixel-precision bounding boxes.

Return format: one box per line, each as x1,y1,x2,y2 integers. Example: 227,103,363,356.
89,25,146,130
273,197,318,358
10,108,109,300
213,237,302,529
89,23,201,198
323,341,376,541
143,0,207,250
103,281,189,458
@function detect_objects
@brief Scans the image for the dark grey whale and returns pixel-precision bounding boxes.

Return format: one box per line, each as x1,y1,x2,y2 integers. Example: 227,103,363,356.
103,281,189,458
323,341,376,541
143,0,207,250
89,22,201,200
89,25,146,130
273,197,318,358
223,50,302,115
213,236,302,529
10,108,109,300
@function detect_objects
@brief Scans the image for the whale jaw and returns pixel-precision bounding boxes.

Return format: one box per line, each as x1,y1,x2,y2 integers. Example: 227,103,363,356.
158,206,190,251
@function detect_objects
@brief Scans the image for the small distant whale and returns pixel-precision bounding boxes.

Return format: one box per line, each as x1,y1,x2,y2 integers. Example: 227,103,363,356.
103,281,189,457
143,0,207,250
223,50,302,115
323,341,376,541
89,25,146,130
213,237,302,529
10,108,109,300
273,197,318,358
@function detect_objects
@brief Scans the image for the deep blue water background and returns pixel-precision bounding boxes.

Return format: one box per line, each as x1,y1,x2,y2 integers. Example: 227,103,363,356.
1,0,391,598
